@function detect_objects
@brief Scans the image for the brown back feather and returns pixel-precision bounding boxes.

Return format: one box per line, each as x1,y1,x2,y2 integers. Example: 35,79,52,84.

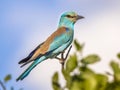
30,27,66,60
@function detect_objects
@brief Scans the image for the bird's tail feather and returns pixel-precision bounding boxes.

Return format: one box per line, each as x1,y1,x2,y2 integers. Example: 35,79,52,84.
18,56,31,64
16,56,46,81
18,42,45,64
20,60,34,68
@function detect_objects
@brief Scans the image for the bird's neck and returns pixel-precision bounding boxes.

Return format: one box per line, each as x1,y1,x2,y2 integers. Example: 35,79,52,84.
58,19,74,30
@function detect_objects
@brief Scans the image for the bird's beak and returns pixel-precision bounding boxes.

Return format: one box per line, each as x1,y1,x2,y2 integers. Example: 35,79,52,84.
77,15,84,20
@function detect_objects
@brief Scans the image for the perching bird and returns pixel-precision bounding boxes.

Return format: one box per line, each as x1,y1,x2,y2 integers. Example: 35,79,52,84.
16,11,84,81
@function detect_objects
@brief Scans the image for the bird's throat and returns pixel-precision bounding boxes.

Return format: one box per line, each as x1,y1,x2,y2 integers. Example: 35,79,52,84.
59,19,74,30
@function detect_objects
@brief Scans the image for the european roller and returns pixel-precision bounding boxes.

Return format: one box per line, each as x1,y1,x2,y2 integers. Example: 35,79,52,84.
16,11,84,81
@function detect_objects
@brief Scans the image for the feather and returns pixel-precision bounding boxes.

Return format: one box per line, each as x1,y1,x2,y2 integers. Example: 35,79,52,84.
16,56,46,81
18,42,44,64
29,27,67,60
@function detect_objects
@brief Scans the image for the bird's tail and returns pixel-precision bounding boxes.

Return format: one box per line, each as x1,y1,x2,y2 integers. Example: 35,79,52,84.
16,56,46,81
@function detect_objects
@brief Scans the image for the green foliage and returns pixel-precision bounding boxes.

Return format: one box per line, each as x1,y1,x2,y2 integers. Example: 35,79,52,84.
4,74,11,83
81,54,100,65
52,72,61,90
110,61,120,82
66,54,78,73
117,53,120,59
52,40,120,90
0,74,12,90
0,74,23,90
74,40,84,52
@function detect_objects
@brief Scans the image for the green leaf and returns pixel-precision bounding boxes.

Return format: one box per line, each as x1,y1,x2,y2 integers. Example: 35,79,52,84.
95,74,108,90
70,81,82,90
62,68,70,81
110,61,120,73
66,54,78,73
74,40,84,52
4,74,11,83
110,61,120,82
114,73,120,82
117,53,120,59
81,73,97,90
81,54,100,64
52,72,61,90
79,66,94,74
62,69,72,89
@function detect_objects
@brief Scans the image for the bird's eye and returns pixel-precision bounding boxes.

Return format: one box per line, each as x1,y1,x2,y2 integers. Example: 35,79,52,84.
66,15,71,18
66,15,75,18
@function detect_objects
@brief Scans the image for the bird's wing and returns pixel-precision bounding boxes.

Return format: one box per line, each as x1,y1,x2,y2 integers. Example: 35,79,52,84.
18,42,44,64
30,27,72,60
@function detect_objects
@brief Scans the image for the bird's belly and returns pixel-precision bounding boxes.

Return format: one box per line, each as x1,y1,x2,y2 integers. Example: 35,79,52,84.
50,39,72,58
47,30,73,58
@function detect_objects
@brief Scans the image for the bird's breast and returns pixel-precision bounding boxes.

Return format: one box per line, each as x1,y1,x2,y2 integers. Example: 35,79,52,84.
65,29,74,39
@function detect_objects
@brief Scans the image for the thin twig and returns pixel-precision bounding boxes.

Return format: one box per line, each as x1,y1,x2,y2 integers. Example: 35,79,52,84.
0,80,6,90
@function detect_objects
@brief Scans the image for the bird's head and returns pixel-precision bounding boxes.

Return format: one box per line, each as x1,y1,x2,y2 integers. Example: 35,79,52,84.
59,11,84,28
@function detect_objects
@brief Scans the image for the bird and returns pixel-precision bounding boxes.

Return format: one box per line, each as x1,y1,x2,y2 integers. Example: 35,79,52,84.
16,11,84,81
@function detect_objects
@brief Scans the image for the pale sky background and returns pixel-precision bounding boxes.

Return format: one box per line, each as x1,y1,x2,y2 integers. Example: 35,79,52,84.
0,0,120,90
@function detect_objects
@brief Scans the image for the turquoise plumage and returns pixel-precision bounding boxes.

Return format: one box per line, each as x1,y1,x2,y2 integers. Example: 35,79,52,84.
16,11,84,81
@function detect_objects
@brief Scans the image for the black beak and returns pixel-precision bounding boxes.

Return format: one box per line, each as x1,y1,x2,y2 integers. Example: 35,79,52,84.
77,15,84,20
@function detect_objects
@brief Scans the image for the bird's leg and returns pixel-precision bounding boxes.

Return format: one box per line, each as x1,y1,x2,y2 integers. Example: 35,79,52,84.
64,45,72,60
55,52,65,67
55,56,61,60
60,51,65,68
61,45,72,68
55,45,72,68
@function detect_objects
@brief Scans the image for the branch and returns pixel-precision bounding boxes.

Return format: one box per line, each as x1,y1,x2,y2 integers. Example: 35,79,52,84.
0,80,6,90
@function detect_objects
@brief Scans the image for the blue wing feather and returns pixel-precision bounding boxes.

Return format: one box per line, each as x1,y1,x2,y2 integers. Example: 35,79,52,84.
48,28,73,53
16,56,46,81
